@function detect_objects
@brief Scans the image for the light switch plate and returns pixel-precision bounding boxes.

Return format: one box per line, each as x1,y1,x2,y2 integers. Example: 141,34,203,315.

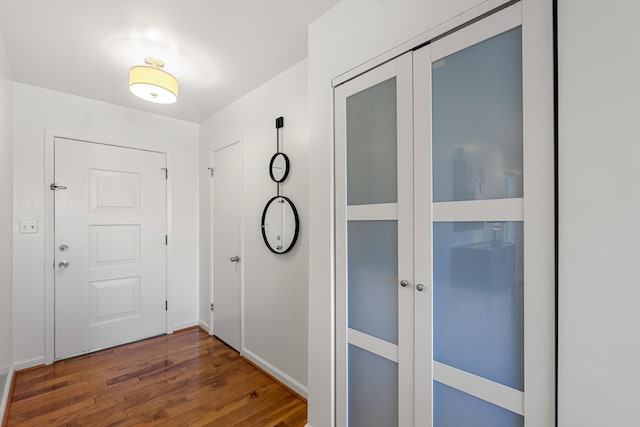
19,220,38,234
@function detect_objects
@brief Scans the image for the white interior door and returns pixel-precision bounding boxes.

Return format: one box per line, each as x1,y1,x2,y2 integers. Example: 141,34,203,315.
414,7,526,425
413,4,554,425
54,137,167,360
211,142,243,351
335,3,554,426
335,52,414,427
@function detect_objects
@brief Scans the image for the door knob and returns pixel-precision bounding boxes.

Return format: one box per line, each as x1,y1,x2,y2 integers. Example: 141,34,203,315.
58,260,70,269
229,256,240,263
400,280,409,287
416,283,425,292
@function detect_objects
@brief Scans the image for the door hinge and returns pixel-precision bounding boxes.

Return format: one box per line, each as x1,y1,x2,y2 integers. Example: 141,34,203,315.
165,300,168,311
161,168,168,179
207,167,214,177
50,183,67,191
165,234,168,245
210,303,214,311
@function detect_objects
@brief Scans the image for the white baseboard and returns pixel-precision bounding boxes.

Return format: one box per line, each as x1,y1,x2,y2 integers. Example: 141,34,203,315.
0,366,15,422
13,356,46,371
242,349,308,399
171,320,198,332
198,319,211,334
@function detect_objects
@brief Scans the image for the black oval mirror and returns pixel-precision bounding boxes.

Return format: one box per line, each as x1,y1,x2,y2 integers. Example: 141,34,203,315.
261,196,299,254
269,152,290,183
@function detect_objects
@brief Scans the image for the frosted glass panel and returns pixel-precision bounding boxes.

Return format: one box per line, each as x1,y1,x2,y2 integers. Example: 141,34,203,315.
348,221,398,344
434,381,523,427
347,78,397,205
433,221,523,390
432,27,523,202
349,344,398,427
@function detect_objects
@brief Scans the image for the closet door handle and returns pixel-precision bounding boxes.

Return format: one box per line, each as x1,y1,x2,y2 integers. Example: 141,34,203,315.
400,280,409,287
416,283,425,292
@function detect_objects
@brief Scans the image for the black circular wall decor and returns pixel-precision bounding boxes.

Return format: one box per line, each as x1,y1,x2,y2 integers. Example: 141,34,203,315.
261,116,300,254
269,152,290,183
261,195,299,254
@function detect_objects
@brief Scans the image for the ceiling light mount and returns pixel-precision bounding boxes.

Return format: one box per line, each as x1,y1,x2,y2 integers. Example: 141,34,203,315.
144,57,164,68
129,56,178,104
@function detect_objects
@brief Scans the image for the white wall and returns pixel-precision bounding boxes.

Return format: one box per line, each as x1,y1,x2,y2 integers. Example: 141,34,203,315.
12,83,199,368
558,1,640,425
307,1,500,425
199,60,308,395
0,31,14,418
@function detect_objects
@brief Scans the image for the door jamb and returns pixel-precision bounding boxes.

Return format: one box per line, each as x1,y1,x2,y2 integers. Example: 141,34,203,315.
44,129,172,364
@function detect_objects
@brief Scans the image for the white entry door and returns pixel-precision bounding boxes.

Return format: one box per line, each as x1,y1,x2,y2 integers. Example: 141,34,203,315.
54,138,167,359
211,142,242,351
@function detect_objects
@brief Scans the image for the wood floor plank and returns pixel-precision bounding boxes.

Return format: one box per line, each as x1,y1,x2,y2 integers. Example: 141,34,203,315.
6,329,307,426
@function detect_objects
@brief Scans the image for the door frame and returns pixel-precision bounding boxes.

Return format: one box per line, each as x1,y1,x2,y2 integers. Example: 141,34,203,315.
332,0,555,424
208,138,245,353
44,130,172,364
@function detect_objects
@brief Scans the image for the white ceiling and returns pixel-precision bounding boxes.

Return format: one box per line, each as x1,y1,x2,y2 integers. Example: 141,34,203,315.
0,0,339,123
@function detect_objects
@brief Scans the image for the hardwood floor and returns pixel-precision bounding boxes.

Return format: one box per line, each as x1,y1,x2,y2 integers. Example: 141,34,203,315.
5,328,307,426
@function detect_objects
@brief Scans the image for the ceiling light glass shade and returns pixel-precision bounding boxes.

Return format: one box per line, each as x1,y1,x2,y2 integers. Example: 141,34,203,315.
129,65,178,104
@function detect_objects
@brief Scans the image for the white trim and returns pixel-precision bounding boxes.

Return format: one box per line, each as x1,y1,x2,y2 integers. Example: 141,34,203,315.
331,0,516,87
44,130,171,363
412,43,434,426
347,329,398,363
347,203,397,221
521,0,556,424
239,139,246,355
13,356,46,371
433,198,524,222
165,151,174,334
333,79,348,427
0,366,15,422
430,2,521,61
336,61,398,98
208,150,215,336
198,319,210,334
394,52,416,427
433,361,524,416
334,80,348,427
172,320,198,332
242,349,308,398
44,131,55,364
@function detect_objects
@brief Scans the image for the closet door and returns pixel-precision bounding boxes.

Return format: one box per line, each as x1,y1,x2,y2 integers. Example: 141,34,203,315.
335,53,413,427
413,3,554,426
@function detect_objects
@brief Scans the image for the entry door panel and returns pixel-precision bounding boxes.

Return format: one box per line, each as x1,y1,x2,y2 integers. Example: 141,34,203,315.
54,138,167,359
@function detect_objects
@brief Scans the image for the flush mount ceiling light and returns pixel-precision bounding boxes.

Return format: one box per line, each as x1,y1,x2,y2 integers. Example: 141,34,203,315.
129,57,178,104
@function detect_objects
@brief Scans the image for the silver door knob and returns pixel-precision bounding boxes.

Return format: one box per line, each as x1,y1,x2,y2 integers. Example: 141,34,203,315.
58,260,70,269
416,283,425,292
229,256,240,263
400,280,409,287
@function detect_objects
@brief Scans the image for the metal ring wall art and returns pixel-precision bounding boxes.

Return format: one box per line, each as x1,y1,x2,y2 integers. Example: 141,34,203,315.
261,116,299,254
